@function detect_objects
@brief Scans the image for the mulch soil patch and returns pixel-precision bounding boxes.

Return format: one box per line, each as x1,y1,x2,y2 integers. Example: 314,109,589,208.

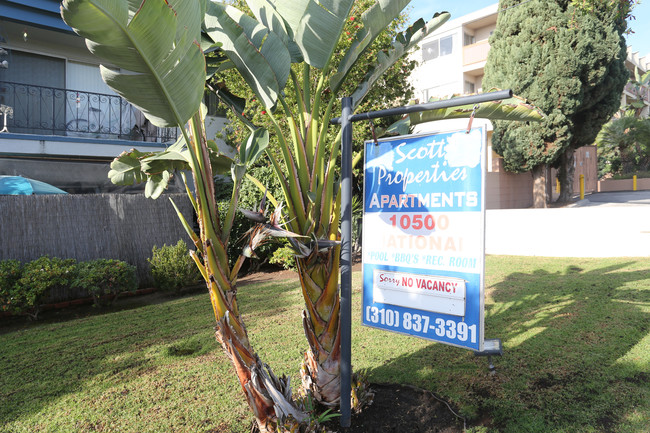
324,383,464,433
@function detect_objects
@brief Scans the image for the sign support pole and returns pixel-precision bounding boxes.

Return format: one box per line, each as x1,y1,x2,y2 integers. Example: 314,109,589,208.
339,96,353,428
333,90,512,428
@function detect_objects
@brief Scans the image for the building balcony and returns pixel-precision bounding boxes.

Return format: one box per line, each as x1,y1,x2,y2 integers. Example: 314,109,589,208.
0,80,177,143
463,40,491,68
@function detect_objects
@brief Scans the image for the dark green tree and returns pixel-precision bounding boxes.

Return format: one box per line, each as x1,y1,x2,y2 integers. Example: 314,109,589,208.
483,0,631,204
596,114,650,176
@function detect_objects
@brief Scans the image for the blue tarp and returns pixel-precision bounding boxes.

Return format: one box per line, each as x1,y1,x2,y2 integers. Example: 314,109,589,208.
0,175,68,195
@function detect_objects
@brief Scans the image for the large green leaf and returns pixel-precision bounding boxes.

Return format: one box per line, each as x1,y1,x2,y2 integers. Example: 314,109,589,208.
145,171,173,199
204,1,291,110
349,12,450,109
207,140,234,175
245,0,304,62
141,147,191,176
385,91,546,136
330,0,412,93
295,0,355,69
107,148,154,186
264,0,354,69
108,139,190,199
239,128,270,169
107,135,235,199
61,0,205,127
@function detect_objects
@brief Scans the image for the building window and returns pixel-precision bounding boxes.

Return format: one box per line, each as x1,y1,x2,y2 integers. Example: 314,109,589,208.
464,81,476,94
422,40,439,61
464,33,476,46
0,50,66,135
440,35,453,56
0,50,64,88
422,35,454,62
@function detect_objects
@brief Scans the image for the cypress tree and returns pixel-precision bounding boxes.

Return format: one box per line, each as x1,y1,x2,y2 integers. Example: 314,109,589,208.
483,0,630,204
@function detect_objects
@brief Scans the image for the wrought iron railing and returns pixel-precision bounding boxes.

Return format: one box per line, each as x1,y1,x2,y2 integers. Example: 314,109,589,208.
0,80,177,142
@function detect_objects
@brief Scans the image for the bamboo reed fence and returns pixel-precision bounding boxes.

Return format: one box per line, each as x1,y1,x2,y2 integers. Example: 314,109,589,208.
0,193,194,285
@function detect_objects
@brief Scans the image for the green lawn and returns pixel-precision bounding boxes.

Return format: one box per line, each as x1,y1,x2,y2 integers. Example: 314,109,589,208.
1,256,649,432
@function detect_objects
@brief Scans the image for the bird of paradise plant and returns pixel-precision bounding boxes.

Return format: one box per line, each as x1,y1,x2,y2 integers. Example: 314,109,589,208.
60,1,313,431
202,0,544,409
61,0,544,429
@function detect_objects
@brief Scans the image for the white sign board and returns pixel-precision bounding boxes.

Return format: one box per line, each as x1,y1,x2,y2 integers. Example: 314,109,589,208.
373,270,466,316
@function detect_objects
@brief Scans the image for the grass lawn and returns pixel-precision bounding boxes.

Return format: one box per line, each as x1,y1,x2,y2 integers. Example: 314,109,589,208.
1,256,649,432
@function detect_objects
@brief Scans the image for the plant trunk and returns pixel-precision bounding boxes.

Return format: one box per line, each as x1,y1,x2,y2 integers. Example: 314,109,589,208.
557,147,575,203
297,249,342,407
198,214,306,433
531,164,548,208
186,114,306,432
214,300,306,432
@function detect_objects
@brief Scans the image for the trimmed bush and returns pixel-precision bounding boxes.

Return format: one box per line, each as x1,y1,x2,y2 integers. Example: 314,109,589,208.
269,244,297,271
13,256,76,319
148,240,201,294
0,260,23,314
72,259,137,307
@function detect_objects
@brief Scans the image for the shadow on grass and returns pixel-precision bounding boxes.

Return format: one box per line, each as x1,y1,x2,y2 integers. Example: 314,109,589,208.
365,261,650,432
0,276,302,427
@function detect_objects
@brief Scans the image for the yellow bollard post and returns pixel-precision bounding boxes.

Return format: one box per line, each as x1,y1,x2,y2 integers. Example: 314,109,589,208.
580,174,585,200
633,175,637,191
556,178,560,193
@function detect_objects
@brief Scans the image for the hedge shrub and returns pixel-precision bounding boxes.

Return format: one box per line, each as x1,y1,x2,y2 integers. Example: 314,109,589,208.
1,257,138,319
268,244,297,271
148,240,201,294
13,256,77,319
72,259,137,307
0,260,23,314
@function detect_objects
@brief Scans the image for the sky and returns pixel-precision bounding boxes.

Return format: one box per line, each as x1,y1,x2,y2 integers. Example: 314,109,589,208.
408,0,650,58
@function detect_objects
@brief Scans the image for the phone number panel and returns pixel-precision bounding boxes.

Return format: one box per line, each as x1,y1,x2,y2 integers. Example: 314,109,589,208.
364,306,477,344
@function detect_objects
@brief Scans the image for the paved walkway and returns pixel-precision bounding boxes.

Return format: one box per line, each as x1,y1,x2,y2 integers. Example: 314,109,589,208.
485,191,650,257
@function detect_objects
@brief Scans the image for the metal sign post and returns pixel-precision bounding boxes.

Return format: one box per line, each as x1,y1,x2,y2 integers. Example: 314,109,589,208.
339,97,353,427
332,89,512,428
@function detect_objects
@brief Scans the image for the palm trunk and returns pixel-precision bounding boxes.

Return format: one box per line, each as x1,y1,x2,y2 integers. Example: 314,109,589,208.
212,281,306,432
186,114,306,432
296,249,342,407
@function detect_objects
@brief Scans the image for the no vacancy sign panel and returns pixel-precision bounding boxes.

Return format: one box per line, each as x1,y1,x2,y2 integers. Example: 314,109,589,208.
362,128,486,351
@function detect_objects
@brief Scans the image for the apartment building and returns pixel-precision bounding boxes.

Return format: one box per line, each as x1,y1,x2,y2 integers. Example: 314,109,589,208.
0,0,227,193
408,4,502,177
409,3,648,205
411,4,498,102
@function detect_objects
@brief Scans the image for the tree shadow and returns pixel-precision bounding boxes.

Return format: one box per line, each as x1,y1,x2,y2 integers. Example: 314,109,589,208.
364,261,650,432
0,275,303,427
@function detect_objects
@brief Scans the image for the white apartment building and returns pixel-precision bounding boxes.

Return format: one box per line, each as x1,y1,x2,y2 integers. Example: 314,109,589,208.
408,5,501,174
410,4,498,103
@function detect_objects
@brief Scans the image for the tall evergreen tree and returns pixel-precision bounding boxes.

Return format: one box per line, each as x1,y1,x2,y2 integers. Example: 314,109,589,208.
483,0,631,204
